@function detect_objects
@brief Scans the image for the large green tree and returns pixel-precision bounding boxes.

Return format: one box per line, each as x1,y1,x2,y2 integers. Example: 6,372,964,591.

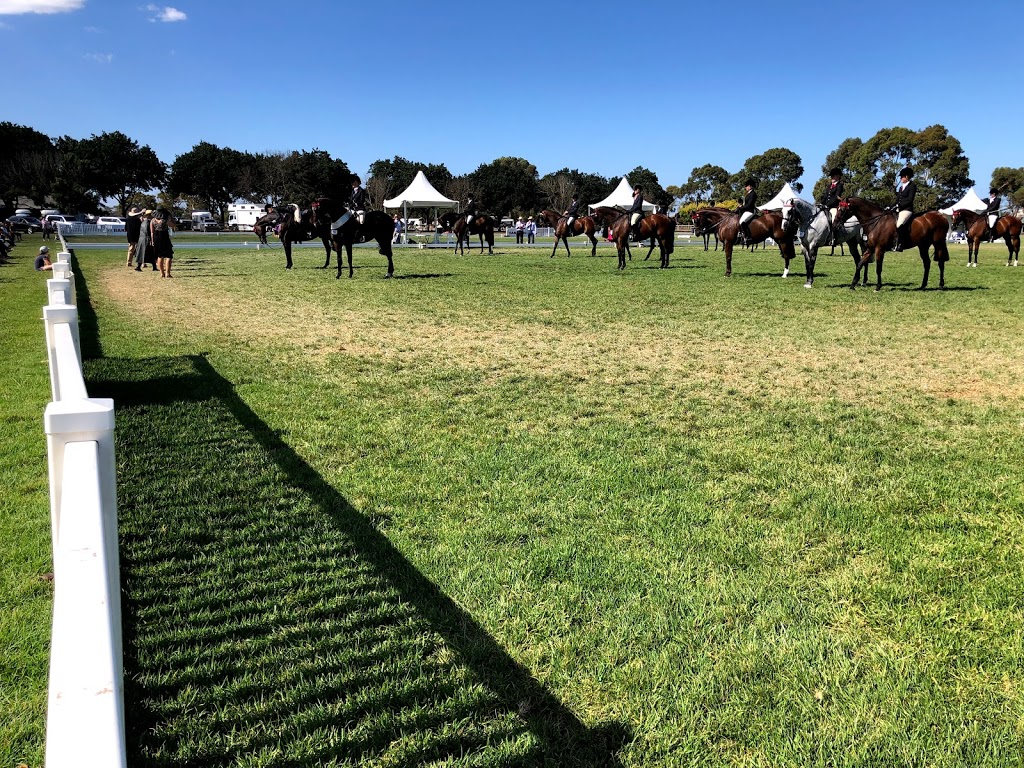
817,125,972,210
0,122,57,213
537,168,612,213
668,164,733,206
623,166,672,209
71,131,166,215
733,148,804,206
991,167,1024,208
279,149,350,204
168,141,248,221
366,156,452,210
51,136,101,214
469,157,541,218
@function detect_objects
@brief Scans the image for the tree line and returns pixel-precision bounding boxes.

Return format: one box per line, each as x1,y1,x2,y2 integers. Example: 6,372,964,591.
2,121,1017,224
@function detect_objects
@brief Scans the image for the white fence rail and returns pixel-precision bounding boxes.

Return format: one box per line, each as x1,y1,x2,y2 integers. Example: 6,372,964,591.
42,250,125,768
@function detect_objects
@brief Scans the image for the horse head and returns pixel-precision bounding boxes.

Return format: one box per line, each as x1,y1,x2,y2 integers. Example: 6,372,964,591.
951,209,963,226
833,199,853,227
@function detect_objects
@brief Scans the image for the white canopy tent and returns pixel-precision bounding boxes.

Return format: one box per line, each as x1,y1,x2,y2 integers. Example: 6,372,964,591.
939,187,988,216
758,182,803,211
383,170,459,242
589,176,658,212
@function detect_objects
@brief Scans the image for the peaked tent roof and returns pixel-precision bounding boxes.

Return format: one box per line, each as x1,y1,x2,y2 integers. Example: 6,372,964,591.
383,170,458,209
939,187,988,216
589,177,658,212
758,182,802,211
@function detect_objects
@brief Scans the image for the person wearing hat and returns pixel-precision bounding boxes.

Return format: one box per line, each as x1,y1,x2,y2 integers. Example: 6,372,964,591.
985,188,1002,242
893,167,916,252
464,195,478,226
515,216,525,244
126,205,144,267
819,168,845,231
34,245,53,271
563,193,581,234
628,185,646,241
135,208,155,270
737,178,758,245
525,215,537,244
350,175,368,226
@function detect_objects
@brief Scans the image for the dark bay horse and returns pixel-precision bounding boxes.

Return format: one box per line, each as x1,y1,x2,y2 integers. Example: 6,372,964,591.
951,208,1021,267
691,208,797,278
833,197,949,291
589,207,675,270
438,211,496,255
309,198,395,278
253,204,332,270
537,209,599,257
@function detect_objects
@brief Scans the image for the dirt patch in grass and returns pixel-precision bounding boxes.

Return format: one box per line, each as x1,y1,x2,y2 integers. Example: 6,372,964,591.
97,265,1022,405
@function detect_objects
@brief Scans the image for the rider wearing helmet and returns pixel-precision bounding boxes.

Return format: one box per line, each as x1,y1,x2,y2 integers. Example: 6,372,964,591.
564,193,580,233
985,188,1001,241
350,175,368,225
820,167,845,228
737,178,758,245
464,196,478,226
627,185,645,241
894,166,916,252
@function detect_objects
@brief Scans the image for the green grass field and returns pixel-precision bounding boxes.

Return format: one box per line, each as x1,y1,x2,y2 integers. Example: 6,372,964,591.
4,232,1024,767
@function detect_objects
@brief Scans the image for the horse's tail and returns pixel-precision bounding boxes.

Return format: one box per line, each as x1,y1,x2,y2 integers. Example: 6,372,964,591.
669,216,676,255
288,203,300,223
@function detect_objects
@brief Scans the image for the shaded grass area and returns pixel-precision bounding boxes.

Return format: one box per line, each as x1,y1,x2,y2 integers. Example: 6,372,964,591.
43,242,1024,765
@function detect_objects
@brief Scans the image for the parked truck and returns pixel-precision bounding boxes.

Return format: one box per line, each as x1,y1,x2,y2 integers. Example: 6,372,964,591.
227,203,265,232
191,211,221,232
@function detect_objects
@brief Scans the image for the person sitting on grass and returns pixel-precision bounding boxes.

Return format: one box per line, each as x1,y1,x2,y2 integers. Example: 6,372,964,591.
34,245,53,271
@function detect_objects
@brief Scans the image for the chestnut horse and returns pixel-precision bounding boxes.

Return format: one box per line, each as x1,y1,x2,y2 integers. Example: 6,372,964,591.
690,208,797,277
833,197,949,291
438,210,496,255
309,198,395,278
252,204,332,270
537,209,599,257
589,207,675,270
951,208,1021,267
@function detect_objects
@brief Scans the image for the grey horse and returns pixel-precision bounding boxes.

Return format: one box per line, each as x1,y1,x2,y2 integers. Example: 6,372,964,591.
781,197,868,288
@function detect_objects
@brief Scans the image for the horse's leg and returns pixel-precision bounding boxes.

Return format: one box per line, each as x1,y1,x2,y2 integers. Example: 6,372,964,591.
874,250,885,292
1012,233,1020,266
724,241,732,277
918,243,931,290
563,236,571,257
936,240,947,289
335,238,344,278
852,246,871,290
284,236,293,269
550,236,559,258
379,238,394,278
703,233,709,251
588,233,597,257
487,230,494,255
321,236,331,269
804,245,817,288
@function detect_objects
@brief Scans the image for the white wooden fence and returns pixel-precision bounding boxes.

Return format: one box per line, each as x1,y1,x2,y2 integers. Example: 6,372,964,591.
42,249,125,768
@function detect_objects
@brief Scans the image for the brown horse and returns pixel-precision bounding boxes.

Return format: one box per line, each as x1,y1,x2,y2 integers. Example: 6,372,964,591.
438,210,496,255
309,198,396,278
589,207,675,270
690,208,797,277
537,209,599,257
951,208,1021,267
252,205,332,270
833,197,949,291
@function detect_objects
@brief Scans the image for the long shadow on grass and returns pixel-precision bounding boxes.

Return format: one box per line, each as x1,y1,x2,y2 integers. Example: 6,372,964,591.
68,249,103,360
86,353,628,767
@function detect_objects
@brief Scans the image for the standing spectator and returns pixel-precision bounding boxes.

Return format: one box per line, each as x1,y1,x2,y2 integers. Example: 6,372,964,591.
125,205,143,267
34,245,53,271
392,214,403,243
41,216,53,241
525,216,537,244
515,216,525,244
151,207,175,277
136,209,153,271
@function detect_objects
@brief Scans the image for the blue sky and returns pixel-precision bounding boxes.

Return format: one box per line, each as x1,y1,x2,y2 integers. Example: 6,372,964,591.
2,0,1021,196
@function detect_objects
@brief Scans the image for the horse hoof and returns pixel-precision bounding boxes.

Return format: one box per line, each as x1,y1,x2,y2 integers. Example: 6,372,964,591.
804,281,813,289
384,273,393,279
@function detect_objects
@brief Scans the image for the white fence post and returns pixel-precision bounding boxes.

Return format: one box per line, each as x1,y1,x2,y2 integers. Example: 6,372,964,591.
43,306,81,402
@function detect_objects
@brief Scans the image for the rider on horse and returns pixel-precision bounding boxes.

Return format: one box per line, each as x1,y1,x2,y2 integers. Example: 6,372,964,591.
350,175,369,226
820,167,844,238
564,193,580,233
628,185,645,241
737,178,758,245
893,166,916,252
985,188,1001,242
464,196,478,226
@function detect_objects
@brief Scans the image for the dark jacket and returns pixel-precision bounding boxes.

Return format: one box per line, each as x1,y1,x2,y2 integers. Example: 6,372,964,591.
565,199,580,217
737,189,757,215
125,214,142,243
985,196,1001,215
464,201,478,217
350,186,368,211
895,181,917,212
627,193,645,215
820,180,844,209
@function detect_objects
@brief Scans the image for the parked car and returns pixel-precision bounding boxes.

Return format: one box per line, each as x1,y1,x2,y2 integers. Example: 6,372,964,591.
7,214,43,233
96,216,126,233
194,218,222,232
176,217,193,231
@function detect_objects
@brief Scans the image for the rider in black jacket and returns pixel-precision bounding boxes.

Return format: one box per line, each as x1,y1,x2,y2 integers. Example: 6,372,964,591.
350,175,369,225
985,189,1001,241
737,178,758,244
627,186,645,240
893,167,916,251
564,193,580,233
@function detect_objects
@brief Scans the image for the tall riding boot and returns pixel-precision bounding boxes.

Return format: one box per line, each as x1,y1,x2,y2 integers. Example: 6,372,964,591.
740,222,751,246
893,224,906,252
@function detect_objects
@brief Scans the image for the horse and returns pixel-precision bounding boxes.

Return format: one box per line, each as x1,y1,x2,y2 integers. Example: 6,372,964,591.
438,210,496,255
589,207,675,270
951,208,1021,267
833,197,949,291
252,204,332,270
781,197,868,288
309,198,396,279
690,208,797,278
537,209,599,257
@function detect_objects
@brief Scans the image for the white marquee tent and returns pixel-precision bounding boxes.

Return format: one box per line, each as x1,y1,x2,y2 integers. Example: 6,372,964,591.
939,187,988,216
589,176,658,212
758,182,803,211
383,170,459,242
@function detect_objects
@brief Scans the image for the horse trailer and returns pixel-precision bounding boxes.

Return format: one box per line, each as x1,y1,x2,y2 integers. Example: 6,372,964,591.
227,203,264,232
